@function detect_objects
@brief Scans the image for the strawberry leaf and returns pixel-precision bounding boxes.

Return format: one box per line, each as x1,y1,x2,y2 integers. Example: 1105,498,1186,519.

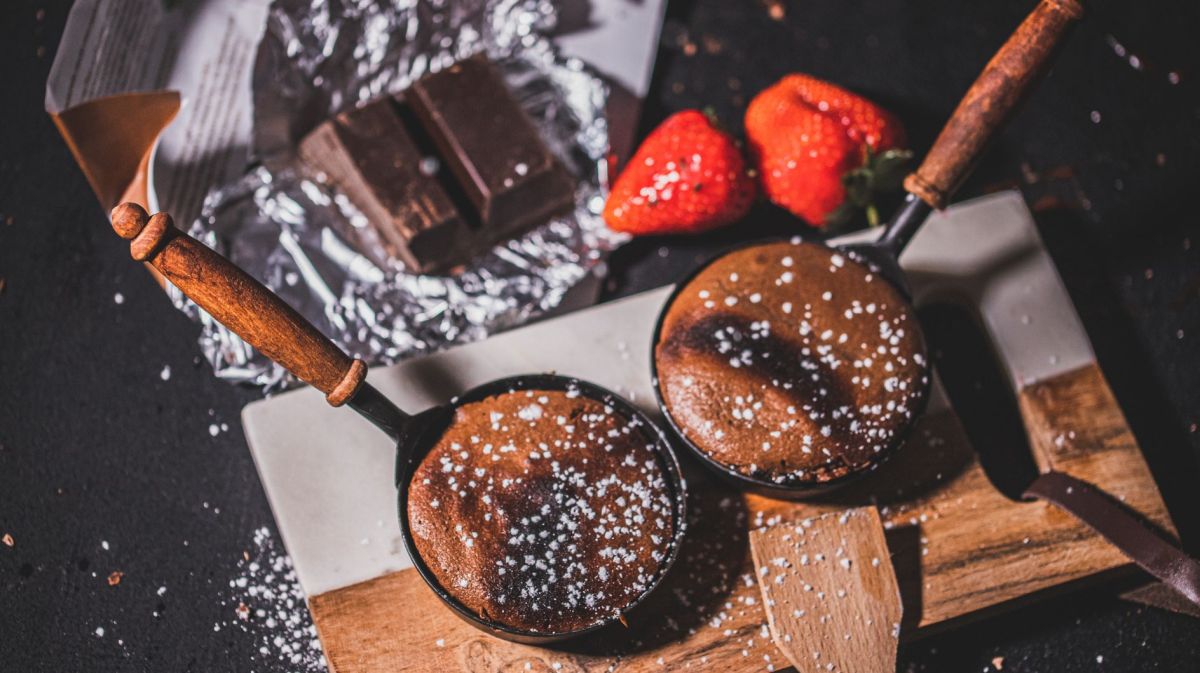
842,168,874,207
825,201,859,228
702,107,728,134
836,146,913,227
872,149,914,191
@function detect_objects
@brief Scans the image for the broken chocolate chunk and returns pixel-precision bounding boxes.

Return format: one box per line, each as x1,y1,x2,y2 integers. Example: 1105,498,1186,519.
299,55,577,273
409,54,576,239
299,97,470,273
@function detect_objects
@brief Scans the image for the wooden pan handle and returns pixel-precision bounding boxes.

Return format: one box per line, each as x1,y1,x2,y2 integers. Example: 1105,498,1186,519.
904,0,1083,209
111,203,367,407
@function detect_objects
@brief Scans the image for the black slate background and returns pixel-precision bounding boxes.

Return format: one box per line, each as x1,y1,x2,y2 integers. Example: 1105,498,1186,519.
2,0,1199,671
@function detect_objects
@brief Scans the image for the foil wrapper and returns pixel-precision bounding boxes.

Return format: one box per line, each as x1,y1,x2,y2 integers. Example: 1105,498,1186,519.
171,0,622,391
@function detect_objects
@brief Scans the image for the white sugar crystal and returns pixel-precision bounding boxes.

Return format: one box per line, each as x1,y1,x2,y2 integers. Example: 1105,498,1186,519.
518,404,544,421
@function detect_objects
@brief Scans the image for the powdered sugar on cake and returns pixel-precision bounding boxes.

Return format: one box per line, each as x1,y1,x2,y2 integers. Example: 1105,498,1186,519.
407,388,679,634
656,241,929,484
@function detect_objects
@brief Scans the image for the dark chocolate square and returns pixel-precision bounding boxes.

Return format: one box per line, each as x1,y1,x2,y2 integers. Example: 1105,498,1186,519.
299,98,470,273
408,54,576,239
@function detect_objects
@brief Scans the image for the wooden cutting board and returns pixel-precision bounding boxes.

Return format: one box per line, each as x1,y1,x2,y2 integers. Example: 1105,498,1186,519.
241,192,1174,672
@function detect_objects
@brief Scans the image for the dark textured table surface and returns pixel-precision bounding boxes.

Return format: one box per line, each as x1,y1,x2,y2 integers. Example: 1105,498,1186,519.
2,0,1199,671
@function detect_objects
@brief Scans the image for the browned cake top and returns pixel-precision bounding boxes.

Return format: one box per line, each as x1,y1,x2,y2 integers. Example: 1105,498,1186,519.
407,389,677,634
656,241,928,485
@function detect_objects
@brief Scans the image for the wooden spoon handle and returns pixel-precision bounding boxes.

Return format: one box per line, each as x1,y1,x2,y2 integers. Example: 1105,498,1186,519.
904,0,1083,209
111,203,367,406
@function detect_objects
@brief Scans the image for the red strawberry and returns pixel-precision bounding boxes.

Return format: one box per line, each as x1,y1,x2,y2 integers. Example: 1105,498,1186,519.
604,110,756,236
745,74,909,227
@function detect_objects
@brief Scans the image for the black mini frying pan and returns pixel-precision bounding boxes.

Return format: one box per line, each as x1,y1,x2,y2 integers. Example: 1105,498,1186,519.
651,0,1083,498
109,204,687,644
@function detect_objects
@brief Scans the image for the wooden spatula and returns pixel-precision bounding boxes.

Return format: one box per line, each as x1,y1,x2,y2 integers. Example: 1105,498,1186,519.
750,507,902,672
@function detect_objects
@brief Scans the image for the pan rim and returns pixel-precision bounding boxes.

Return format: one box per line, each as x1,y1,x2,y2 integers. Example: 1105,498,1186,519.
394,373,690,644
648,237,932,500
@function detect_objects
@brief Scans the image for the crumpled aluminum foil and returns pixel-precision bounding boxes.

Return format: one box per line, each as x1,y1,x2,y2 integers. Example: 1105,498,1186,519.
171,0,621,391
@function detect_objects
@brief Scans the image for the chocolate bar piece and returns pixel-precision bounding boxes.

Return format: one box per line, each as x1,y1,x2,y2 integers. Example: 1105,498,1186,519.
299,98,469,273
300,55,577,273
409,55,576,239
